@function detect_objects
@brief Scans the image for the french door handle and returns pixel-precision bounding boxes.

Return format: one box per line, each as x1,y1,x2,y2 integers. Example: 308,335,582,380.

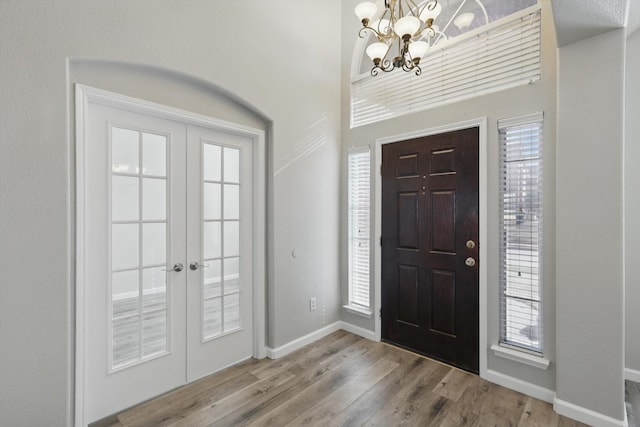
190,261,210,271
162,263,184,272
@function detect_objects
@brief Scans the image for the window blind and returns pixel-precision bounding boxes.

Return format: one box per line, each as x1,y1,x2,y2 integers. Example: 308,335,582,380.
498,112,543,354
351,6,541,128
347,147,371,309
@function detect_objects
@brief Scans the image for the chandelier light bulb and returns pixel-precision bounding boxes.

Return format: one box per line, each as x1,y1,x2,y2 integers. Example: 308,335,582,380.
355,2,378,25
366,42,389,63
393,15,421,39
408,41,429,61
420,1,442,23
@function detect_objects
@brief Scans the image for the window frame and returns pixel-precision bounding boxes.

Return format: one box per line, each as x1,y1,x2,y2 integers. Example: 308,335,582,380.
496,112,546,362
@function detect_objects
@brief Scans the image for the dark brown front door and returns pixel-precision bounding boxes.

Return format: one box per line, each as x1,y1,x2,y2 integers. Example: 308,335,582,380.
381,127,479,373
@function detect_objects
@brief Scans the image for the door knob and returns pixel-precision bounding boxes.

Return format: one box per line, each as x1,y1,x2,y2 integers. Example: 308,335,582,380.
162,263,184,272
190,261,210,271
465,257,476,267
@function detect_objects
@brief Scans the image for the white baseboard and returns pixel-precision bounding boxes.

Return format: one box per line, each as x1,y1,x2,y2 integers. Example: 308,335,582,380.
484,370,628,427
625,367,640,383
266,321,379,359
265,321,342,359
554,397,628,427
338,321,378,341
483,369,555,403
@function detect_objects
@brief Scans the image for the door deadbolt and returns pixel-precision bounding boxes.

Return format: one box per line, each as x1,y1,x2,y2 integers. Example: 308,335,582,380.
465,257,476,267
466,240,476,249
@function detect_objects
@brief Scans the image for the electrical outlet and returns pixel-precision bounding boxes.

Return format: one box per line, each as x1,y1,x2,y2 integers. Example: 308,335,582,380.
309,297,317,311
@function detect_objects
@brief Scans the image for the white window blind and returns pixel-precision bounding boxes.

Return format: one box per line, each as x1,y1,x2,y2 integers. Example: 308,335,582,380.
498,112,543,354
351,6,541,128
347,147,371,309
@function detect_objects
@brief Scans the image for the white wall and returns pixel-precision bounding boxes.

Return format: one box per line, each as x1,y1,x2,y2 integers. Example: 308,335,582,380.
625,28,640,376
0,1,342,425
555,28,626,422
340,0,559,391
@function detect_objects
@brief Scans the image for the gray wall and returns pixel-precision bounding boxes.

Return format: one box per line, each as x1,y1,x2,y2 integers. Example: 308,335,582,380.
0,1,341,425
340,0,559,391
555,28,626,420
626,28,640,374
0,0,633,425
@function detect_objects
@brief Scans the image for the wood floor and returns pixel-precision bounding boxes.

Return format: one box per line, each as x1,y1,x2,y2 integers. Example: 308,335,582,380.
93,330,588,427
627,380,640,427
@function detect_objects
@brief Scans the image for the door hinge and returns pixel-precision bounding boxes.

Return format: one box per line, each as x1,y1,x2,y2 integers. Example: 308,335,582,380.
380,163,383,175
379,236,382,247
379,307,383,318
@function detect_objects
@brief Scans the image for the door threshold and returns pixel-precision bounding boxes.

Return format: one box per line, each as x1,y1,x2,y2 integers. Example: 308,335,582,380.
381,339,479,375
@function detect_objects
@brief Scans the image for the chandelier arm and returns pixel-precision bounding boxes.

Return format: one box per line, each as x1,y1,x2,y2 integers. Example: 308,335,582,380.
377,6,393,38
371,58,395,76
401,51,415,72
418,25,437,38
371,43,394,75
381,58,394,71
405,0,423,17
393,0,403,18
359,26,384,40
382,42,394,65
414,0,438,21
381,6,392,21
413,64,422,76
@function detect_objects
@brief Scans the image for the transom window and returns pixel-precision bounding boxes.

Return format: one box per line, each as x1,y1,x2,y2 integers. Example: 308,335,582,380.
351,3,541,127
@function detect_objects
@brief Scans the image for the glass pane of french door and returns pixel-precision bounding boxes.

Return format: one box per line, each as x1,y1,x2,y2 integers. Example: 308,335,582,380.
110,127,169,370
202,144,242,340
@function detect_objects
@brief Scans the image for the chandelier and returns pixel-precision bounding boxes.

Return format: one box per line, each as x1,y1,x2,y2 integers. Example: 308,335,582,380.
355,0,442,76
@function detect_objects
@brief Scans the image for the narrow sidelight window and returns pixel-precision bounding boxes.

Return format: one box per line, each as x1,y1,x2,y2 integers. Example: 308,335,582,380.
347,147,371,310
498,112,543,354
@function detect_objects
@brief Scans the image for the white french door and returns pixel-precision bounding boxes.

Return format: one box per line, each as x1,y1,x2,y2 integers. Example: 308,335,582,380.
78,88,257,424
186,125,254,382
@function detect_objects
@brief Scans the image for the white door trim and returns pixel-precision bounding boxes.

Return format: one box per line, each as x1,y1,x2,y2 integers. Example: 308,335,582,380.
74,84,267,427
373,117,488,378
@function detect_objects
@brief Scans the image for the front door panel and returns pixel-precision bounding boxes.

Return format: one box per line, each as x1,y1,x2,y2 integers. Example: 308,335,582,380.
381,127,479,373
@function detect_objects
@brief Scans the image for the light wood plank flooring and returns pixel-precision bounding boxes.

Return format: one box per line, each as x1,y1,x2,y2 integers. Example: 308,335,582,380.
627,380,640,427
93,330,588,427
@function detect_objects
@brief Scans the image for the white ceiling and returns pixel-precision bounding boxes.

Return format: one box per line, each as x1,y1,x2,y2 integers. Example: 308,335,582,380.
551,0,639,47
